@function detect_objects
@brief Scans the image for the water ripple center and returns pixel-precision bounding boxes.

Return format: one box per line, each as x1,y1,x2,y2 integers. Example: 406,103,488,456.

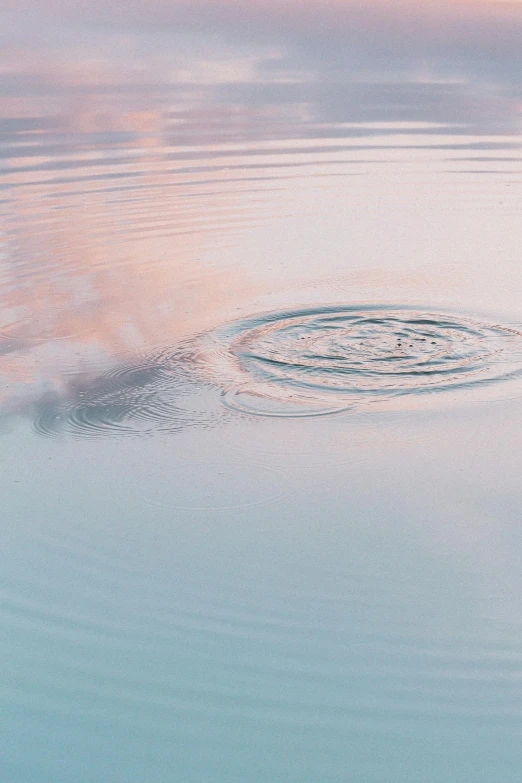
202,306,522,416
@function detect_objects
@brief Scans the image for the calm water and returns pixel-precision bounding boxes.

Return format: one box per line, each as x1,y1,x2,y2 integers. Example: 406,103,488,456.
2,3,522,781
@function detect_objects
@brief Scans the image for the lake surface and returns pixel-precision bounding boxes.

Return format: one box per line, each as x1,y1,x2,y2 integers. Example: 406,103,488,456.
2,3,522,781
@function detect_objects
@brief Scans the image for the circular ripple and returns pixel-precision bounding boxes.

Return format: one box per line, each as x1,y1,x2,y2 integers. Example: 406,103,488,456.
31,344,227,438
203,305,522,416
0,319,84,344
222,385,353,418
135,459,286,511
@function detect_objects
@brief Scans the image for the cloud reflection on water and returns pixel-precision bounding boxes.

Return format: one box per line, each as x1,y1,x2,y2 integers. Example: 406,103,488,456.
1,0,522,431
1,0,522,131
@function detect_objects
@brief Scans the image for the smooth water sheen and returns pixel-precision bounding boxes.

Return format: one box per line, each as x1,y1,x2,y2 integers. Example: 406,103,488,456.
2,2,522,782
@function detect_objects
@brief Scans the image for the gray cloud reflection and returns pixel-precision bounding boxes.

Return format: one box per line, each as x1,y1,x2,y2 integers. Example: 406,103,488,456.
1,2,521,134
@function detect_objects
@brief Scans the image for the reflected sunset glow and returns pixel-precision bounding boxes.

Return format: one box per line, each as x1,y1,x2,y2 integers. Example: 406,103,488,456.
1,4,522,781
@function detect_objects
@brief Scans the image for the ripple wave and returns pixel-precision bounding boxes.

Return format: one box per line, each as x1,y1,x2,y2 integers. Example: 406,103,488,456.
203,305,522,416
31,345,226,438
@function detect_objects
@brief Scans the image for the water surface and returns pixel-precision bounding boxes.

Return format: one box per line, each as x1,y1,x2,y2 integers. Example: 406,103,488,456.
2,2,522,781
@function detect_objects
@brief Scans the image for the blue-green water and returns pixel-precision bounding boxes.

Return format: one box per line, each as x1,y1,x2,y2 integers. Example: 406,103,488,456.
2,3,522,780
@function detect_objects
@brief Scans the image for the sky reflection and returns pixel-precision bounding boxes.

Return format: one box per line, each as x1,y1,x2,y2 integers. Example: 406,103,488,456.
3,7,522,782
1,0,522,428
1,1,522,128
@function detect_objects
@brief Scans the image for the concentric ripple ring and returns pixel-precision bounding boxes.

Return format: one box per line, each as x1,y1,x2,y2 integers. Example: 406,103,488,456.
201,305,522,416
